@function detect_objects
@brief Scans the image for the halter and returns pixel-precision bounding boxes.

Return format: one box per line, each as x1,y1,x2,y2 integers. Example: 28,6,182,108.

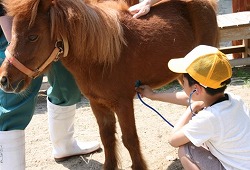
5,41,64,79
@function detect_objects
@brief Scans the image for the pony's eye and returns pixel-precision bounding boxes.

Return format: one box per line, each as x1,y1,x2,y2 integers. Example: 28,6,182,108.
28,35,38,42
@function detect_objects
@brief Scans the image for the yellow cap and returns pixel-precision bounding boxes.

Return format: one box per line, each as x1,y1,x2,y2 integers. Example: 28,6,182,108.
168,45,232,89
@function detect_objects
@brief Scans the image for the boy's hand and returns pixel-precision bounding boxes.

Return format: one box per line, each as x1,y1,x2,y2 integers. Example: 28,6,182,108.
135,85,154,98
190,101,205,114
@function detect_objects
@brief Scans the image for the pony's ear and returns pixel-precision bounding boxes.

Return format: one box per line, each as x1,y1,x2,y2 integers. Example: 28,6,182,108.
39,0,53,12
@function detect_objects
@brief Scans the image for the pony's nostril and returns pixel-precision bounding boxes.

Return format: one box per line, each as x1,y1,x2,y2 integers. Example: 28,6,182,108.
1,76,8,87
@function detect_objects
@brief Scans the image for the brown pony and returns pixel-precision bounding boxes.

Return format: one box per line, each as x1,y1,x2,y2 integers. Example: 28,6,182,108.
0,0,218,169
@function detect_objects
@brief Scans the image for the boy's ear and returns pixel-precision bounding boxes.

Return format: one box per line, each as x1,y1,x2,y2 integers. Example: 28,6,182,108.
194,84,202,94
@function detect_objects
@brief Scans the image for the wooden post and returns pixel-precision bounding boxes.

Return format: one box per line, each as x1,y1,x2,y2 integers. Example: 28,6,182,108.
232,0,250,58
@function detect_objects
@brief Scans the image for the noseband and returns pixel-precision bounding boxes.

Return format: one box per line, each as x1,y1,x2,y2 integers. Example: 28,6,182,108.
5,41,64,79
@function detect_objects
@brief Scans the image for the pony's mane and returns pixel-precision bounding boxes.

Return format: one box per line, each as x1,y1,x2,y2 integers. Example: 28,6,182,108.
4,0,129,64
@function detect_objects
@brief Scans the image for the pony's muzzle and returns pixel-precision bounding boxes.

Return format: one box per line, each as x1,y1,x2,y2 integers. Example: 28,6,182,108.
0,75,25,93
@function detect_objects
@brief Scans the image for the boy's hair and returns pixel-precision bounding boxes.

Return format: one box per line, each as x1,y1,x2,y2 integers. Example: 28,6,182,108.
183,73,231,95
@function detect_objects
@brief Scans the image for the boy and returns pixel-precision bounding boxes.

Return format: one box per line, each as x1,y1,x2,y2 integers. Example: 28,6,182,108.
136,45,250,170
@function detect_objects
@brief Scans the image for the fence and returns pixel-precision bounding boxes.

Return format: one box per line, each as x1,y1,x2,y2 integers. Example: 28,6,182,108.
217,11,250,67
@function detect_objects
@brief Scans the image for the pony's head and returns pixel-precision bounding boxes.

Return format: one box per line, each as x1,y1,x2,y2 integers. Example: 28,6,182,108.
0,0,60,92
0,0,126,93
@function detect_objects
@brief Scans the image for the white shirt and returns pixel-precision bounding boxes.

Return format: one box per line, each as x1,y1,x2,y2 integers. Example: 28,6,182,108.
183,93,250,170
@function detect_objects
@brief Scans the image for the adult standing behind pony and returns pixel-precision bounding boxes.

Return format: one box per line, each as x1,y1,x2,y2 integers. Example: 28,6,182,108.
0,0,218,169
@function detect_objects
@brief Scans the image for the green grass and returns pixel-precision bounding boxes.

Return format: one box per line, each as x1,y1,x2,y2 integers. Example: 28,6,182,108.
232,66,250,86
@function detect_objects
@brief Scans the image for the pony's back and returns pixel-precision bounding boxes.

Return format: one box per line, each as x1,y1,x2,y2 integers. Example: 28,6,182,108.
111,0,218,89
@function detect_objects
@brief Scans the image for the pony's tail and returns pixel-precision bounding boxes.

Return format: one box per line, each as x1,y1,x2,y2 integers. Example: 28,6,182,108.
207,0,220,47
208,0,218,14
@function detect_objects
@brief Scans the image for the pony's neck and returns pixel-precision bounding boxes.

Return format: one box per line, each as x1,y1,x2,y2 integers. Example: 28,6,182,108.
60,0,126,65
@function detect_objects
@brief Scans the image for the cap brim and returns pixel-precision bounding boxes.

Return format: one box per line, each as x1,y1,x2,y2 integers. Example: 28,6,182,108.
168,58,189,73
168,45,219,73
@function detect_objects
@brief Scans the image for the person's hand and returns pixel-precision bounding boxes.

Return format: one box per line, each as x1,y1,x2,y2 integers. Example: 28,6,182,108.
128,1,151,18
190,101,205,114
135,85,154,98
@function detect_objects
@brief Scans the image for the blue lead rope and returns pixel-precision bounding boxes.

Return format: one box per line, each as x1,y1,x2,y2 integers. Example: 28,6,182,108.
135,80,174,128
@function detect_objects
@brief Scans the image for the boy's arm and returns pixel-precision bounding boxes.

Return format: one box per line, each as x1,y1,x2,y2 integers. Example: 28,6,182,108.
168,101,205,147
135,85,189,106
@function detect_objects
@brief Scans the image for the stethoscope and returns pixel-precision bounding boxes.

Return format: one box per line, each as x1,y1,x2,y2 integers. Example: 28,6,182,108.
135,80,197,128
188,89,197,115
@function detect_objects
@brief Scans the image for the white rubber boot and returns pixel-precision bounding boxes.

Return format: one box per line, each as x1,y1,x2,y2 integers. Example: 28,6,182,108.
0,130,25,170
47,98,100,161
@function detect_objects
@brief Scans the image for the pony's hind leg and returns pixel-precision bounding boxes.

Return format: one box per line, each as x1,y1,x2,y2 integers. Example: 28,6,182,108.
90,101,119,170
116,100,148,170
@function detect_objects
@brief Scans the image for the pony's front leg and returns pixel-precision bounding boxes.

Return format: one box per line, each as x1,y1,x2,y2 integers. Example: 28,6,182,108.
116,100,148,170
90,101,119,170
